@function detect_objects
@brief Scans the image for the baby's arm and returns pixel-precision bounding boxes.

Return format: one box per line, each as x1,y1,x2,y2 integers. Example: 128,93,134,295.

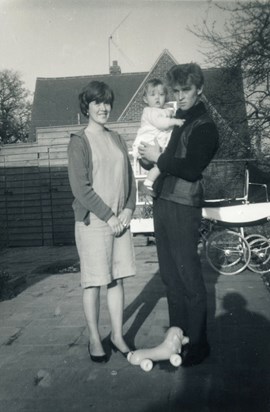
146,108,185,130
171,118,185,128
164,108,174,118
163,109,185,128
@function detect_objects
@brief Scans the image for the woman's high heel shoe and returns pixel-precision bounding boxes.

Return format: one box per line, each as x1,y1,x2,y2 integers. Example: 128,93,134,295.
109,339,130,358
88,342,107,363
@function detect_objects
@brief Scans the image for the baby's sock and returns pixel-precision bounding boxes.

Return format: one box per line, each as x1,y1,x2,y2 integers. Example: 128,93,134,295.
144,179,154,189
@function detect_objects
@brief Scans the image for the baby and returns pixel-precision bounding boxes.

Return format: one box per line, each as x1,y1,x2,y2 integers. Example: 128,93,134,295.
132,78,185,194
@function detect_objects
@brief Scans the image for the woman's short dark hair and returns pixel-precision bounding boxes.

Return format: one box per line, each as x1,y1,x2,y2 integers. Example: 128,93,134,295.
166,63,204,89
79,81,114,117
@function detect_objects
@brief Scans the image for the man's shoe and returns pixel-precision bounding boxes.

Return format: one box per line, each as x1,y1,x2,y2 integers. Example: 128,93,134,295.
181,342,210,367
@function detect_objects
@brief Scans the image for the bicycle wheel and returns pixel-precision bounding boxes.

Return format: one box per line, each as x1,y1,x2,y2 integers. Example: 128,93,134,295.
206,230,250,275
248,237,270,273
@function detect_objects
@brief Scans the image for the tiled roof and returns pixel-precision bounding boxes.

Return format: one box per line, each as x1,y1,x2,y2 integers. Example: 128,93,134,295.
29,50,248,144
29,71,147,140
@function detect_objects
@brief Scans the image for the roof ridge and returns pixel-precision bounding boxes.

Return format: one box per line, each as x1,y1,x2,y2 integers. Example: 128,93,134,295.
118,49,178,120
36,72,148,82
35,67,232,83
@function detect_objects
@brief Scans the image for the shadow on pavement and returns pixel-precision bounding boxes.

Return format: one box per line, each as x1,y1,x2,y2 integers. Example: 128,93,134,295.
142,292,270,412
0,254,80,301
123,270,166,348
115,261,219,377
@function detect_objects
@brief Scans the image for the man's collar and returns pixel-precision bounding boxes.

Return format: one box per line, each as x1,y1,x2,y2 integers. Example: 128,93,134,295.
176,101,206,120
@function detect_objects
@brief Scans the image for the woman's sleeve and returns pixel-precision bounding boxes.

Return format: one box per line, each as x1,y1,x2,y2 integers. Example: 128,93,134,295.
119,136,136,211
125,158,137,211
68,137,114,222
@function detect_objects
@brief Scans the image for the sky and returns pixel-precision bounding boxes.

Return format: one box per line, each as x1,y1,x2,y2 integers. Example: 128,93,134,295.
0,0,237,93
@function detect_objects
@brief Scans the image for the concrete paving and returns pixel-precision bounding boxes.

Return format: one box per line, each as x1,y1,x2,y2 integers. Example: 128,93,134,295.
0,236,270,412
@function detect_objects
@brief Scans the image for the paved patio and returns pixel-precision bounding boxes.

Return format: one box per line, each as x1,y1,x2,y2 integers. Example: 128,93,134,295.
0,236,270,412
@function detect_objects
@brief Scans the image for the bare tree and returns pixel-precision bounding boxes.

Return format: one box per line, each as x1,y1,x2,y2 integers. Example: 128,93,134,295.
0,69,32,144
190,0,270,160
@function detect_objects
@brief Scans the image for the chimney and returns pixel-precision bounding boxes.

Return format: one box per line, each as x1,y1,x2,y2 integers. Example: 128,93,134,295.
110,60,121,75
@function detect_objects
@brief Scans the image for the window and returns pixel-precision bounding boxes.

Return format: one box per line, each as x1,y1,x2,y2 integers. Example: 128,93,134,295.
130,152,153,205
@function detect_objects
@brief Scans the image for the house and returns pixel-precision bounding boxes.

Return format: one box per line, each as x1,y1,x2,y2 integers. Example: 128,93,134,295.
29,49,249,151
0,50,249,247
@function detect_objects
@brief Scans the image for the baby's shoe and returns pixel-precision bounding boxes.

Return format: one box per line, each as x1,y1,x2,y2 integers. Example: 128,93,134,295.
142,180,156,198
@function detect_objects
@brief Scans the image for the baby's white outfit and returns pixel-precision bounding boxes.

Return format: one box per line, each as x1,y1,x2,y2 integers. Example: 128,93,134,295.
132,107,174,158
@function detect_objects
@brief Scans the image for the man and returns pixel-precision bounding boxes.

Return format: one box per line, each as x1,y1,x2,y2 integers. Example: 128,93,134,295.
138,63,219,366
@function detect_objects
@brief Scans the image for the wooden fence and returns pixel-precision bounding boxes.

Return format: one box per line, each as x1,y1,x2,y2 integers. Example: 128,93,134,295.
0,147,73,247
0,122,138,247
0,122,248,247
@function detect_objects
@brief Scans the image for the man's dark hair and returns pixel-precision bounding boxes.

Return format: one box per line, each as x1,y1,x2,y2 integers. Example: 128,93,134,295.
166,63,204,89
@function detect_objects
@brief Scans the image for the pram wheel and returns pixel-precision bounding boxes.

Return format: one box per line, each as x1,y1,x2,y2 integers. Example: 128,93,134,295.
262,220,270,240
248,236,270,273
206,229,250,275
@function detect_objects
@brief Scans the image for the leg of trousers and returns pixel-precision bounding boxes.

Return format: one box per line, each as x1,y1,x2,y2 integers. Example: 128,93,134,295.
153,198,207,345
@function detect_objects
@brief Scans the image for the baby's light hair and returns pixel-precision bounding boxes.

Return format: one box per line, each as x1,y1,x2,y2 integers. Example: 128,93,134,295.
143,78,168,98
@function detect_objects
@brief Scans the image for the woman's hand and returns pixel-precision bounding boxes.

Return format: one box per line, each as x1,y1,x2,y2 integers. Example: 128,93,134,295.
107,215,125,236
138,138,161,163
118,208,133,229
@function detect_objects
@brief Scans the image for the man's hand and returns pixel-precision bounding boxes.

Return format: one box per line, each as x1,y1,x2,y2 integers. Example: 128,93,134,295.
138,138,161,163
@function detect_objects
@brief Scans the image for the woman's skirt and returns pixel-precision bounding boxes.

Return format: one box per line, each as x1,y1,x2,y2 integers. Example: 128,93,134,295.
75,215,136,288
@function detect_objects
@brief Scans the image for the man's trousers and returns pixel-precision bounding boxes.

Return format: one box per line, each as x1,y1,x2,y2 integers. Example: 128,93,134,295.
153,197,207,345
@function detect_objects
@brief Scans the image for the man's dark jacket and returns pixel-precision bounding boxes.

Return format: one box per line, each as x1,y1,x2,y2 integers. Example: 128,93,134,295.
152,101,219,207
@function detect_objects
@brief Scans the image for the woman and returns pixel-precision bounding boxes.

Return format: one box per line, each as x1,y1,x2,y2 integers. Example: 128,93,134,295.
68,80,136,362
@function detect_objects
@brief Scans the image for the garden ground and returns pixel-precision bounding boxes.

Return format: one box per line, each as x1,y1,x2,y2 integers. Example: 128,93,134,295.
0,236,270,412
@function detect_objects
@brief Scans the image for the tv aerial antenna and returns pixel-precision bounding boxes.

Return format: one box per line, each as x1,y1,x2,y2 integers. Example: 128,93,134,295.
108,12,133,71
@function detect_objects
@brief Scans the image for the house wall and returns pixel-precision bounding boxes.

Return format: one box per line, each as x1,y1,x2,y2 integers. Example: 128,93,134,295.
0,122,247,247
